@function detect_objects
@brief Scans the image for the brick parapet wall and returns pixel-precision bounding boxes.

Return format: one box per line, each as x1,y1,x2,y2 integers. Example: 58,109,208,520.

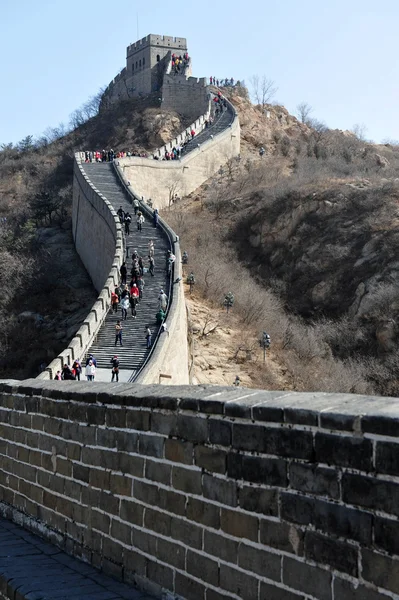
0,380,398,599
37,155,124,380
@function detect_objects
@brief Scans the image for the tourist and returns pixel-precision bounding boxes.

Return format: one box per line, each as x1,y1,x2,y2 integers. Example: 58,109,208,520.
121,295,129,320
145,326,152,349
137,211,145,232
111,355,120,382
158,289,168,311
72,359,82,381
115,320,123,346
120,262,127,285
111,290,119,313
149,255,155,276
85,360,96,382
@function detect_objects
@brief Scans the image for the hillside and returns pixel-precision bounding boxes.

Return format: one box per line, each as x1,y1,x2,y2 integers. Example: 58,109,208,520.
165,87,399,395
0,97,191,378
2,84,399,393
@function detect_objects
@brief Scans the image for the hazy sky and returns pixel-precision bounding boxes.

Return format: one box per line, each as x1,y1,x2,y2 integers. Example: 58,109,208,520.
1,0,397,145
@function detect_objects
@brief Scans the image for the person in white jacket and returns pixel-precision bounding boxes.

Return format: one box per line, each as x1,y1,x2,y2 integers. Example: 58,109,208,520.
85,360,96,382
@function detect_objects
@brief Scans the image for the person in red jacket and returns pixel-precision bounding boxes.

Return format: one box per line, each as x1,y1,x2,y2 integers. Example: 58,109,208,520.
111,291,119,313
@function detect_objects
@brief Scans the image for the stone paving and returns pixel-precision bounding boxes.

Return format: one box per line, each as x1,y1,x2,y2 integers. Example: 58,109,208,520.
0,518,154,600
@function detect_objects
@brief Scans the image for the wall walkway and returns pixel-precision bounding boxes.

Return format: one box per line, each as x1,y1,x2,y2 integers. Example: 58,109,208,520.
119,96,240,208
0,380,399,600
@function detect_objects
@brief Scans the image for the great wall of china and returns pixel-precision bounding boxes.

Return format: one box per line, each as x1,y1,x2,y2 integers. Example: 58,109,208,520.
0,34,398,600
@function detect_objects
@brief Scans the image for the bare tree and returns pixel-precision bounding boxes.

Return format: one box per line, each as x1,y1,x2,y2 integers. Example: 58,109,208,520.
250,75,278,108
166,174,183,208
296,102,313,124
351,123,367,142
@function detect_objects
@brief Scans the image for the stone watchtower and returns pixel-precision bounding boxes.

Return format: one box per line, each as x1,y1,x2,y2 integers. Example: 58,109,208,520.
102,34,208,121
125,34,188,97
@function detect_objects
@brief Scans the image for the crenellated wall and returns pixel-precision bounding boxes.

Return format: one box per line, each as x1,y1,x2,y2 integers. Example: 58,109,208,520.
1,380,399,599
118,98,240,208
37,157,124,380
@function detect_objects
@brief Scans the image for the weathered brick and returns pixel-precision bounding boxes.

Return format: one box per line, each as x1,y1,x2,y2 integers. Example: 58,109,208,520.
145,458,171,484
315,432,372,471
186,497,220,528
105,407,126,428
209,419,232,446
150,412,177,436
195,445,226,474
259,582,304,600
375,441,399,476
238,485,278,516
202,473,237,506
374,515,399,555
119,453,144,477
289,462,339,499
73,463,90,484
362,414,399,437
96,428,116,448
60,421,80,442
204,529,239,563
144,507,171,536
334,576,390,600
238,543,281,581
110,474,132,496
186,549,219,586
120,500,144,526
305,531,358,576
170,515,203,549
227,453,288,487
176,414,208,443
220,508,258,542
115,431,138,453
123,548,148,578
90,508,110,534
281,492,372,544
87,405,106,425
283,556,331,600
131,527,157,555
342,473,399,517
157,537,186,569
362,548,399,594
165,438,193,464
172,465,202,494
103,537,123,563
96,490,120,515
69,402,88,422
260,519,304,556
175,572,206,600
89,468,110,490
219,564,258,600
147,559,174,590
126,409,151,431
110,519,132,545
66,442,81,462
133,480,186,516
138,433,164,458
233,424,313,459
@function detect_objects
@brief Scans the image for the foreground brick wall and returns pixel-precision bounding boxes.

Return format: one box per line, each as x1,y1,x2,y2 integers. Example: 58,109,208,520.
0,380,399,600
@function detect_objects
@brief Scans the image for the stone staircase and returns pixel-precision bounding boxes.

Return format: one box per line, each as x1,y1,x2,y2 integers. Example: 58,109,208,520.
80,162,170,377
181,98,234,156
79,98,234,380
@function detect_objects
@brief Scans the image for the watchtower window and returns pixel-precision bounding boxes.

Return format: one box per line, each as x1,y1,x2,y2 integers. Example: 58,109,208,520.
139,59,142,67
132,63,134,72
143,57,145,66
157,54,160,62
136,61,138,69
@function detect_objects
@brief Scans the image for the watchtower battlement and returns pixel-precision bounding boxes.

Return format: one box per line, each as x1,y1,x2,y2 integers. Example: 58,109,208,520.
102,33,192,106
127,34,187,55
